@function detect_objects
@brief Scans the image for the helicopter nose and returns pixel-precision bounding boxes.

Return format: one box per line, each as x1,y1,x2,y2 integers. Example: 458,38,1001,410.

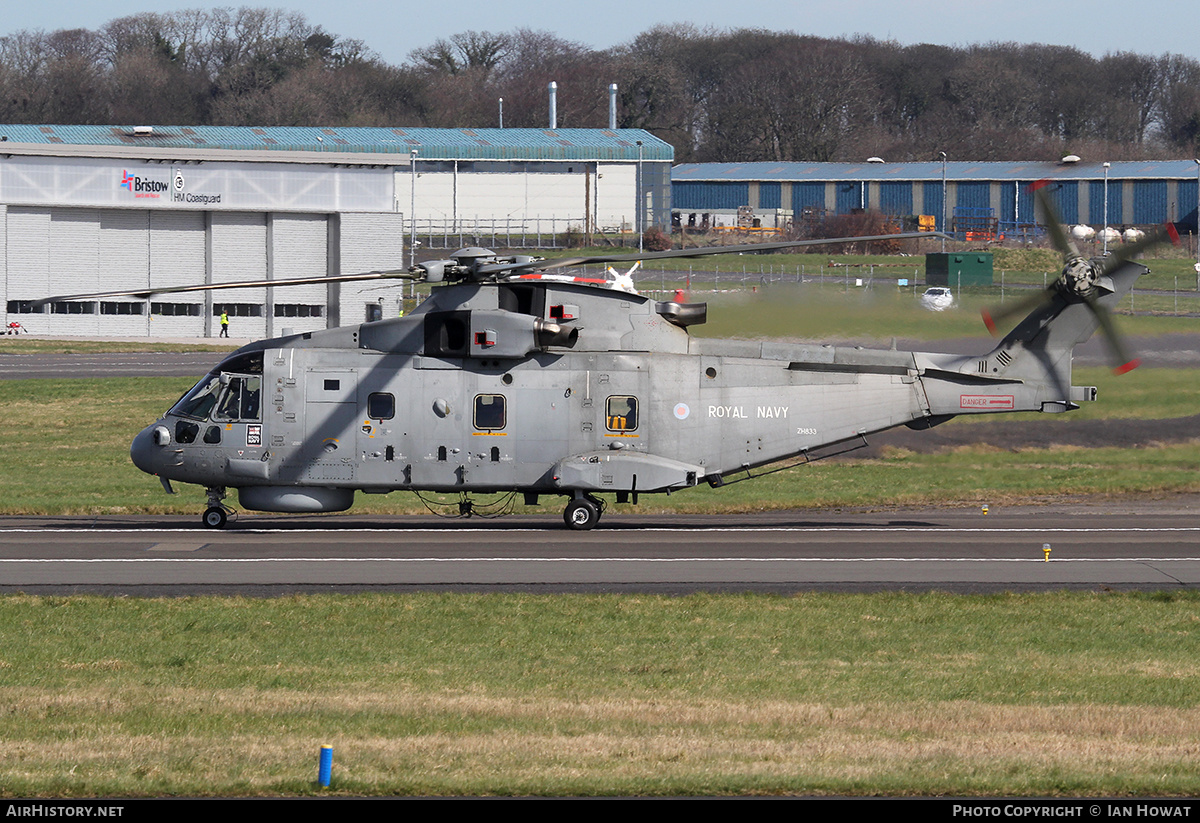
130,424,170,475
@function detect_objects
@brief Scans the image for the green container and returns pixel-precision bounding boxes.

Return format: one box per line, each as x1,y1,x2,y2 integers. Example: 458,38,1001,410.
926,252,994,286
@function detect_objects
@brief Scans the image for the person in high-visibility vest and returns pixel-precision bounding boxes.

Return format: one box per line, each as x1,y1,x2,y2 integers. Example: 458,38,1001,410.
219,311,229,338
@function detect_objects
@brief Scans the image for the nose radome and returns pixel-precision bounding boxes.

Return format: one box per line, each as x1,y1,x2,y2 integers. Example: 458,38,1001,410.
130,424,167,475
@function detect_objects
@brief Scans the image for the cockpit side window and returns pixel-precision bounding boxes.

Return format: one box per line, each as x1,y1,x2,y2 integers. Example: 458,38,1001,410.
213,376,262,422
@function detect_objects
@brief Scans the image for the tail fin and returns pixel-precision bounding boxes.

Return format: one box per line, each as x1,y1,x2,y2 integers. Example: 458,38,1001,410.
987,260,1145,403
916,260,1144,418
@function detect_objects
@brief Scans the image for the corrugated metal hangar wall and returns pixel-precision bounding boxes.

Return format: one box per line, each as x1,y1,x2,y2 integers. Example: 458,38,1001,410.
1,126,671,338
672,161,1200,236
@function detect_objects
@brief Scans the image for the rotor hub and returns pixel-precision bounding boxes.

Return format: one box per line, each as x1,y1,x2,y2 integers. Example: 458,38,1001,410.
1060,257,1099,298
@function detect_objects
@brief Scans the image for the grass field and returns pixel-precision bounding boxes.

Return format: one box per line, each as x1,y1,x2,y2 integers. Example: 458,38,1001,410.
695,284,1200,342
2,592,1200,797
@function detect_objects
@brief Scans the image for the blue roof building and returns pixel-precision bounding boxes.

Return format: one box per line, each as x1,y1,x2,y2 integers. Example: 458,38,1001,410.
672,160,1200,235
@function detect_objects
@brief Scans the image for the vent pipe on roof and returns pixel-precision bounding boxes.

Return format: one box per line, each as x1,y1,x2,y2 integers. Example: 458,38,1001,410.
609,84,618,130
549,82,557,130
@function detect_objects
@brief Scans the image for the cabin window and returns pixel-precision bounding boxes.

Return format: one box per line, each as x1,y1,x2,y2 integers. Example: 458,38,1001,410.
368,392,395,420
473,394,506,430
606,396,639,432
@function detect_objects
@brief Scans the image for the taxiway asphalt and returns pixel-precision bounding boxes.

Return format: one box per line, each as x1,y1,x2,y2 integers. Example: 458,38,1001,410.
2,503,1198,595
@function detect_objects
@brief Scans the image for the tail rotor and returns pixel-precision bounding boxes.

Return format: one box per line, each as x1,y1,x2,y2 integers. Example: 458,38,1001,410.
981,179,1178,374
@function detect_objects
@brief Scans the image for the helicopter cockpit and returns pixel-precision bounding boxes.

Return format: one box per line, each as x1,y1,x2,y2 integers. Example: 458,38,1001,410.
166,351,263,444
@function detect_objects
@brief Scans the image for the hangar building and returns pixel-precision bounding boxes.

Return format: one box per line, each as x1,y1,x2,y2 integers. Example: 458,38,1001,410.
672,160,1200,238
1,125,672,338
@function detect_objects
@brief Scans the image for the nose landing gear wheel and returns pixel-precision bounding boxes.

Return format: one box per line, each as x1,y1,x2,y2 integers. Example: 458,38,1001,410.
202,506,228,529
563,497,600,530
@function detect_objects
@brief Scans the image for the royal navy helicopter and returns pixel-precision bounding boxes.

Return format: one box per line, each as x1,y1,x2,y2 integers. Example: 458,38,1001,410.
37,185,1176,529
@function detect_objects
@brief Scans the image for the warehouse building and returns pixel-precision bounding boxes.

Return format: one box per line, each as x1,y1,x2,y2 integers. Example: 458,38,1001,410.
1,125,672,338
672,160,1200,239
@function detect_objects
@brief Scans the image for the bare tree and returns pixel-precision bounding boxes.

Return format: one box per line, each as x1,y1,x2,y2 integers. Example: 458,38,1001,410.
2,12,1200,162
410,30,510,77
1157,54,1200,150
703,34,874,162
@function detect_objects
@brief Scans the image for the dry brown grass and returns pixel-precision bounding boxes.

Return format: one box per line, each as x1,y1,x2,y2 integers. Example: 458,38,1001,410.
4,687,1200,794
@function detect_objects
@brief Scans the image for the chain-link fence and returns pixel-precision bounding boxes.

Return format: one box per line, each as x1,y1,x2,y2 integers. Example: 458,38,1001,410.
411,217,642,252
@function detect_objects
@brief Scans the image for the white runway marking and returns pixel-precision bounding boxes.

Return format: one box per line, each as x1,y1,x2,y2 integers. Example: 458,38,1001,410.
2,556,1198,564
2,527,1199,535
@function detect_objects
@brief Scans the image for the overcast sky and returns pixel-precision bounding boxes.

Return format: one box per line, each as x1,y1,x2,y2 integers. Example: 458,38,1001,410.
6,0,1197,67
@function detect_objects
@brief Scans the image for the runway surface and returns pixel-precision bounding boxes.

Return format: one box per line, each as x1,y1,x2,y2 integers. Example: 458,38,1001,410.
3,503,1198,595
0,351,224,379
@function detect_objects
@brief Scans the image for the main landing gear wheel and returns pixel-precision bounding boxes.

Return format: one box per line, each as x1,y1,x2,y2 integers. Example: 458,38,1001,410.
202,506,228,529
563,497,601,530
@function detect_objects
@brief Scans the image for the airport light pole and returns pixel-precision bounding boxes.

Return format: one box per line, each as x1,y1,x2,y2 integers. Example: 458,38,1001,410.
410,147,420,277
1103,162,1111,256
939,151,947,252
636,140,644,253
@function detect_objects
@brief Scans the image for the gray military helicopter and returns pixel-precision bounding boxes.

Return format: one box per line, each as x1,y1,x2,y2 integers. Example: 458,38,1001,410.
38,186,1176,529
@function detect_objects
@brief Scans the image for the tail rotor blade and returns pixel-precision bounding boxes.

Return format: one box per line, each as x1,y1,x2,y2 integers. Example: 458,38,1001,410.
981,286,1055,336
1031,180,1082,262
1083,292,1140,374
1096,222,1181,279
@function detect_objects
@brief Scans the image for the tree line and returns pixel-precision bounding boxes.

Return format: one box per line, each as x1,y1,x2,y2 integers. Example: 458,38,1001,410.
2,7,1198,163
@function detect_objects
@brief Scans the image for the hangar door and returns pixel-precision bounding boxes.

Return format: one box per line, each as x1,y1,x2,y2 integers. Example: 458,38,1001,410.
4,208,329,338
5,207,207,336
208,212,330,339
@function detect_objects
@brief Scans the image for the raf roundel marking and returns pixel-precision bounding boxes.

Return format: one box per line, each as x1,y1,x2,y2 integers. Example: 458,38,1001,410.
673,403,690,420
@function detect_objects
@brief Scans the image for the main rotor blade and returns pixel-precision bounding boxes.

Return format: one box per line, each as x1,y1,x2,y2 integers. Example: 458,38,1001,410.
479,232,953,275
1031,180,1082,262
32,269,415,307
